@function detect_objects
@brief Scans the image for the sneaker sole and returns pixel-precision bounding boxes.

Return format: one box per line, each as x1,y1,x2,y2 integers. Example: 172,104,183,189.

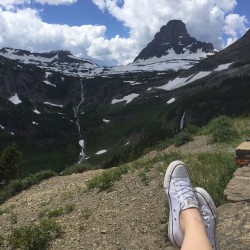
194,187,219,250
164,160,187,248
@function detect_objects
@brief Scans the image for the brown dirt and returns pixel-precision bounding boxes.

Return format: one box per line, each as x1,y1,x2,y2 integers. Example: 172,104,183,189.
0,136,248,249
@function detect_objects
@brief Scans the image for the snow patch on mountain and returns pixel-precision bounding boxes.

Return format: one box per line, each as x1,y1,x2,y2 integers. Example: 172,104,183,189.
157,71,211,91
167,98,176,104
0,45,215,77
1,48,57,64
9,94,22,104
124,80,142,85
96,149,107,155
111,93,139,105
45,72,52,78
214,63,233,71
44,102,63,108
33,109,41,114
103,119,111,123
111,48,214,73
43,80,56,87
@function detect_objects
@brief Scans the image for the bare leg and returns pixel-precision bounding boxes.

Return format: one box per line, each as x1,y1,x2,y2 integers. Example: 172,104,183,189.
180,208,212,250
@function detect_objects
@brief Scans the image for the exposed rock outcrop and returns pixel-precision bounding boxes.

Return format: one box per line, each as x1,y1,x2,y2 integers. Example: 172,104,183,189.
134,20,215,62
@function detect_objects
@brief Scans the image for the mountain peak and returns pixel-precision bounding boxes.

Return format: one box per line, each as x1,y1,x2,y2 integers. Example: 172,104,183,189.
133,20,215,66
155,20,189,42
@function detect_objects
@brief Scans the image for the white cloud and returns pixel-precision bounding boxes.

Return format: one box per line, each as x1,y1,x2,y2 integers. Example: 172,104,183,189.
87,35,138,65
0,0,248,66
0,8,106,58
36,0,77,5
92,0,248,60
224,14,248,37
0,0,77,8
225,37,238,47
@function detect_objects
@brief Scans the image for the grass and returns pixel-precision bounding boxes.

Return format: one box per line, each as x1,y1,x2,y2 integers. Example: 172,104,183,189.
87,164,130,191
86,137,236,207
232,116,250,141
7,219,62,250
39,204,75,219
0,170,57,205
185,152,236,206
47,208,64,218
62,162,93,175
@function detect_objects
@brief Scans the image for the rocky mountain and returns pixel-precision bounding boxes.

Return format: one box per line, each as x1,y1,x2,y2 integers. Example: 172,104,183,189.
0,48,99,77
0,21,216,76
0,20,249,176
132,20,216,71
190,29,250,71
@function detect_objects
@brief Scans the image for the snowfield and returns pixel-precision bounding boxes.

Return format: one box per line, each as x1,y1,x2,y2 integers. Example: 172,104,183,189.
157,71,212,91
9,94,22,104
96,150,107,155
112,93,139,105
44,102,64,108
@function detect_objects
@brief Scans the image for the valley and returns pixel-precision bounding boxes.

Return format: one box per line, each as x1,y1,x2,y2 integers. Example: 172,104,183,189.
0,20,249,176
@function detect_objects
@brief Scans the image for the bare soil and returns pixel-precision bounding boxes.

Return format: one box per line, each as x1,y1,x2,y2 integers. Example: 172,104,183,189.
0,136,249,249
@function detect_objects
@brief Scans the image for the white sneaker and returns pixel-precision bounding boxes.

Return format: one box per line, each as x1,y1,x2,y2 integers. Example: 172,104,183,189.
164,160,199,248
193,187,218,250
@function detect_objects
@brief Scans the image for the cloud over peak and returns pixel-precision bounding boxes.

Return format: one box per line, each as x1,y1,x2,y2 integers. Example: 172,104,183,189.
0,0,248,66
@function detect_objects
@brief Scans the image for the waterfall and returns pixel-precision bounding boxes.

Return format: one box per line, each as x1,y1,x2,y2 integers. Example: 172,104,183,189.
73,79,85,163
180,111,186,130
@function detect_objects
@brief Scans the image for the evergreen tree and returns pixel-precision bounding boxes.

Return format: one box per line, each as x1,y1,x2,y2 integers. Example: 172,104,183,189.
0,144,23,184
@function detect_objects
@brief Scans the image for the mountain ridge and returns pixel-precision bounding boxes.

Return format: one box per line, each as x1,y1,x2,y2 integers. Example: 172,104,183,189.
0,19,250,175
134,20,215,66
0,20,217,75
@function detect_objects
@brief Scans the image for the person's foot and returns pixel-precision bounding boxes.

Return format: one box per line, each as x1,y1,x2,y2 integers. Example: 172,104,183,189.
193,187,218,250
163,160,199,248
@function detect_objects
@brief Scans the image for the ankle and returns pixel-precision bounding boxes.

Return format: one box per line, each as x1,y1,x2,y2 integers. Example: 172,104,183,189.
180,208,203,232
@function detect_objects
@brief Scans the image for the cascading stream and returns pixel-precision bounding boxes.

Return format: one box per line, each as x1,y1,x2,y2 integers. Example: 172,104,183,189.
73,79,85,163
180,111,186,130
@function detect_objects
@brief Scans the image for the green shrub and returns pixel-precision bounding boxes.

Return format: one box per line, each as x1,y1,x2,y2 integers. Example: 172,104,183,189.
208,116,238,143
0,207,9,215
139,170,150,186
8,219,62,250
9,212,18,224
6,179,24,196
39,204,74,219
22,169,57,189
23,170,57,189
0,170,57,205
185,125,199,134
87,165,130,191
47,208,64,218
64,204,75,214
173,131,193,147
62,163,92,175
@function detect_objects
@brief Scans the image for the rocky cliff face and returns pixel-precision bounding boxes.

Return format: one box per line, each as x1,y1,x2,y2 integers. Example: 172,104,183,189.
190,29,250,71
134,20,215,62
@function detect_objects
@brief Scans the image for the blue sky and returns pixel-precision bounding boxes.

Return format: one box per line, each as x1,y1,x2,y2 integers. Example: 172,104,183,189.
37,0,129,38
0,0,249,66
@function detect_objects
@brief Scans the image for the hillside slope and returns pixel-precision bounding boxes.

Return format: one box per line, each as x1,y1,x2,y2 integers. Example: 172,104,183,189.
1,135,249,250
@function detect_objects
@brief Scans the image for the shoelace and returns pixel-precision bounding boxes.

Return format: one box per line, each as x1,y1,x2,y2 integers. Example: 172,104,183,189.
173,178,194,206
